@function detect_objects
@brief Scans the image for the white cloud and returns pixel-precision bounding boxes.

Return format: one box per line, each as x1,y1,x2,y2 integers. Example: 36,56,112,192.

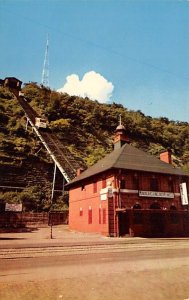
57,71,114,103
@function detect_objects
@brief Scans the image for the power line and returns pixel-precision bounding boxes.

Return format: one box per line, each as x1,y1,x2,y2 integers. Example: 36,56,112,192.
2,9,189,83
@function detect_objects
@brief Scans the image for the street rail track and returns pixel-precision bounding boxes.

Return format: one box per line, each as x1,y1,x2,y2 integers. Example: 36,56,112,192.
1,241,189,259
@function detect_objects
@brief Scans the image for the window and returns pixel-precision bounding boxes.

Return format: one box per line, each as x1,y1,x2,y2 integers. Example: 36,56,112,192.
150,202,161,209
150,177,159,191
102,208,106,224
168,178,174,192
93,181,97,193
88,207,92,224
170,204,177,210
133,203,142,223
79,208,83,217
120,179,126,189
133,203,141,209
99,208,101,224
133,175,139,190
102,178,106,189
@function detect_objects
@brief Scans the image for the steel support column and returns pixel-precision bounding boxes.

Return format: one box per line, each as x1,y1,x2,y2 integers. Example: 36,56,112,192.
25,117,29,131
51,163,57,202
62,176,65,196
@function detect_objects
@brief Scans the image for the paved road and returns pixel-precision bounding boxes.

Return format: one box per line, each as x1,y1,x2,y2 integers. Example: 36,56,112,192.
1,244,189,280
1,225,189,249
1,237,189,300
1,238,189,258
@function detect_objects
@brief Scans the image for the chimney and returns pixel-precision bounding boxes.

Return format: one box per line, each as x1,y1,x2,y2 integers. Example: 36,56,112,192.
160,149,172,164
114,115,130,150
77,168,84,176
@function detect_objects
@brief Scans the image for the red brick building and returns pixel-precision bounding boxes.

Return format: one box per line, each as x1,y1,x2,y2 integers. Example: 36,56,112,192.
66,123,189,237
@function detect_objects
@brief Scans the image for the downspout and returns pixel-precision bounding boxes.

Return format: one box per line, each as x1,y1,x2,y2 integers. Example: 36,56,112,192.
116,174,121,237
116,174,121,209
113,177,118,237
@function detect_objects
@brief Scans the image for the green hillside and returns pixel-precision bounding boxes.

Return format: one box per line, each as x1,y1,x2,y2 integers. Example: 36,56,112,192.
0,83,189,171
22,83,189,170
0,83,188,211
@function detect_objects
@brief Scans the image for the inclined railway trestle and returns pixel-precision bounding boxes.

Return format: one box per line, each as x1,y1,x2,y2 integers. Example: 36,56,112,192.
17,97,78,200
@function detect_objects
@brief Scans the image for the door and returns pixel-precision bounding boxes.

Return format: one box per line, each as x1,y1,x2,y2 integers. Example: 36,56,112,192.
149,211,165,236
119,211,130,236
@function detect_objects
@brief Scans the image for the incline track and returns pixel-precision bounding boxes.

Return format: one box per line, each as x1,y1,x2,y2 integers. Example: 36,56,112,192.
17,97,82,182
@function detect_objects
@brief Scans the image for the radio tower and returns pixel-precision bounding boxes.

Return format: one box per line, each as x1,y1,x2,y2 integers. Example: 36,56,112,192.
41,34,49,87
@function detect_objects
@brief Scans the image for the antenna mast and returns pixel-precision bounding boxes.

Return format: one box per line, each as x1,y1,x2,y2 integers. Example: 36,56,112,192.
41,34,49,87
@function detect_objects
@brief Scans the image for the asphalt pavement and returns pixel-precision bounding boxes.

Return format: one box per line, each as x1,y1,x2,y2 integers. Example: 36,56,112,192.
0,225,141,249
1,225,189,300
1,225,189,250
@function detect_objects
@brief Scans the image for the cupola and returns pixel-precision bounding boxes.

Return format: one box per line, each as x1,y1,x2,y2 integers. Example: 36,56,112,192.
114,115,130,149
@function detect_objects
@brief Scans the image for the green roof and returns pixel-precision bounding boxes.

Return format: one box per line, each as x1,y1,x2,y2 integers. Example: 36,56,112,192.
66,143,188,188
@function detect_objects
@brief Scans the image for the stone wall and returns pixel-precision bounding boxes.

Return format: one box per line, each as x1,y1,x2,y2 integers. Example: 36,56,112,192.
0,156,64,191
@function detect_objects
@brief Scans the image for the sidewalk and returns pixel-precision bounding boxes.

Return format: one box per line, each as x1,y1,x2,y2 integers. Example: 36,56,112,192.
0,225,141,249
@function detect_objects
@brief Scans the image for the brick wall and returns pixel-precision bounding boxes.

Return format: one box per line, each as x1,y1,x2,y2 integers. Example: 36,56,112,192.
118,209,189,237
0,211,68,229
0,157,64,191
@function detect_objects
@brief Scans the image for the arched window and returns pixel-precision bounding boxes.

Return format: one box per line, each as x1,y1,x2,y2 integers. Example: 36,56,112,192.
133,203,141,209
170,204,177,210
150,202,161,209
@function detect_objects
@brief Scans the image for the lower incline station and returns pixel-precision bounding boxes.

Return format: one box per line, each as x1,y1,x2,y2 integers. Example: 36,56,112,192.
66,122,189,238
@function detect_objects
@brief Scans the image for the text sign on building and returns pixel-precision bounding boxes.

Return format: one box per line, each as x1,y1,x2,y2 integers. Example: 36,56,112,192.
100,194,107,201
100,187,113,201
5,203,23,212
100,188,107,201
139,191,174,199
180,183,188,205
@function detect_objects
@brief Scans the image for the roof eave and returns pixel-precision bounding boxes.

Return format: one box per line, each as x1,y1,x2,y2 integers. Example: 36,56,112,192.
65,165,188,190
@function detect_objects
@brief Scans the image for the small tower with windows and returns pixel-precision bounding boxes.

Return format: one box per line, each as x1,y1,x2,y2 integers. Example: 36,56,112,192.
114,115,130,149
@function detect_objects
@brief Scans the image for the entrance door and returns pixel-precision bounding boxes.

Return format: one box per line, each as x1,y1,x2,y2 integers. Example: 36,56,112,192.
119,212,130,236
149,211,165,236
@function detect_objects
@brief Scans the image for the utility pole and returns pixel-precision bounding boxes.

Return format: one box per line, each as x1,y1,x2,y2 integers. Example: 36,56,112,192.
41,34,49,87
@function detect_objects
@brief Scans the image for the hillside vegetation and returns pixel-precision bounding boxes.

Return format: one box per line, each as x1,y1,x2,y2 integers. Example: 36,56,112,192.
0,83,188,211
21,83,189,170
0,83,189,171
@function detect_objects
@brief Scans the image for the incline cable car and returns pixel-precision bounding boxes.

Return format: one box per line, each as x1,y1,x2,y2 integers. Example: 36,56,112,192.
35,117,47,129
19,91,25,97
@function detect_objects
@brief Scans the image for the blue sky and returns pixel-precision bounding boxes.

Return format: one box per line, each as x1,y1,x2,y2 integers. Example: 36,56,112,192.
0,0,189,122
